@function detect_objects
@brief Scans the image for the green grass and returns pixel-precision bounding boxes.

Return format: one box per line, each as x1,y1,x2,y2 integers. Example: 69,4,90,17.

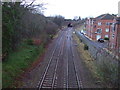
2,42,44,88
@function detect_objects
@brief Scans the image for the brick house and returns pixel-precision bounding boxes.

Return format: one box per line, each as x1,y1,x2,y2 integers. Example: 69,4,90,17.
86,14,115,40
116,17,120,58
85,14,120,59
109,17,120,58
85,18,94,39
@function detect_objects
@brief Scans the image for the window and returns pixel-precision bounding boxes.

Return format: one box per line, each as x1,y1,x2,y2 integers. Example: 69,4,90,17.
94,25,96,28
106,28,109,32
98,22,102,26
105,35,108,38
97,29,102,33
106,22,110,25
111,43,115,49
111,23,116,32
112,34,115,39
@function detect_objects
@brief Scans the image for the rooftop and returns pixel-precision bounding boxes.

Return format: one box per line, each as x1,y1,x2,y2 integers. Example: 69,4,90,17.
95,14,115,20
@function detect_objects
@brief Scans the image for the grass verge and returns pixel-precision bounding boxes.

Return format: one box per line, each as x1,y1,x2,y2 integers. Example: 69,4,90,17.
2,41,44,88
73,34,97,73
74,33,119,88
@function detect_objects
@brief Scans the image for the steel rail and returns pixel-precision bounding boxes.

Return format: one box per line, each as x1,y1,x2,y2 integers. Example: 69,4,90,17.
37,31,63,89
70,31,83,89
66,32,69,89
52,32,66,88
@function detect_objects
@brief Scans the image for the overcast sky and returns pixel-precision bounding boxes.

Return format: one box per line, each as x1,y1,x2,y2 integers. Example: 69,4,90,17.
34,0,120,19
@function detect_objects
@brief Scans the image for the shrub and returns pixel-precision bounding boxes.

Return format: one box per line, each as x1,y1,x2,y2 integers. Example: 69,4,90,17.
79,39,82,42
2,43,44,88
26,39,33,45
84,44,89,50
96,60,118,87
104,37,109,40
49,35,54,39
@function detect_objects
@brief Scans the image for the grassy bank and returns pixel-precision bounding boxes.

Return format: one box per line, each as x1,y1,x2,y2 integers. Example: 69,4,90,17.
74,33,119,88
73,33,98,78
2,40,45,88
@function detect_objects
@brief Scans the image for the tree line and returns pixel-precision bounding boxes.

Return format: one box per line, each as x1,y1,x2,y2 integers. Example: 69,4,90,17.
2,1,64,60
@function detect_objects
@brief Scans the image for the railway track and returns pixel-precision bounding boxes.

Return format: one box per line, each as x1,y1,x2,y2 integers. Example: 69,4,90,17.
70,34,83,88
37,31,67,89
67,30,83,88
36,29,83,89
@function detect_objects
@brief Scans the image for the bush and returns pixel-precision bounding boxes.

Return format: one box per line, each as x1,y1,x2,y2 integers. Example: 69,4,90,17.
26,39,33,45
2,2,59,60
79,39,82,42
53,15,64,28
84,44,89,50
104,37,109,40
96,60,119,87
2,43,44,88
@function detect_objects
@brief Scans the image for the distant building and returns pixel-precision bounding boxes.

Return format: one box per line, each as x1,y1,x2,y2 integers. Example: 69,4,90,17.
109,17,120,58
85,18,94,39
86,14,115,40
85,14,120,59
116,17,120,58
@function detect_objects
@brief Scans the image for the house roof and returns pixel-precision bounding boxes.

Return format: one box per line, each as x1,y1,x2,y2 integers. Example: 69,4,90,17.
95,14,115,20
96,14,106,19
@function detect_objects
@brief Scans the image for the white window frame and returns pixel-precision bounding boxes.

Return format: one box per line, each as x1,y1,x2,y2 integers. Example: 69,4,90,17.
97,28,102,33
111,43,115,49
105,35,109,38
105,28,109,32
112,34,115,39
106,22,110,25
112,23,116,32
98,22,102,26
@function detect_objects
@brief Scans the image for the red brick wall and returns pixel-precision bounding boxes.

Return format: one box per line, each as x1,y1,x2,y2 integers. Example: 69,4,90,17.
109,17,120,58
86,18,95,40
86,19,114,40
109,19,117,50
116,18,120,58
86,16,120,58
86,19,92,38
95,20,113,40
87,19,113,40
